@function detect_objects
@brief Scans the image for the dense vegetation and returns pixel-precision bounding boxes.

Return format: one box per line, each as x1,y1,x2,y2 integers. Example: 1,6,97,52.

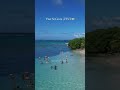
68,37,85,50
86,27,120,54
68,27,120,53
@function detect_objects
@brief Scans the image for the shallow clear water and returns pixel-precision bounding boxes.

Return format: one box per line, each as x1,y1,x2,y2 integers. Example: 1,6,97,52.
35,40,85,90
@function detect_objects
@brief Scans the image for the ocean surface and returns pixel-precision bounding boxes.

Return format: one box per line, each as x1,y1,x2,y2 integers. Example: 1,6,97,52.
35,40,85,90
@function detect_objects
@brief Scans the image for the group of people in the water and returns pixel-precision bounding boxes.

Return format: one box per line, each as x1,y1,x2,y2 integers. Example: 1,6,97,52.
61,56,68,64
38,54,69,71
61,59,68,64
38,55,69,65
51,65,57,70
39,56,50,64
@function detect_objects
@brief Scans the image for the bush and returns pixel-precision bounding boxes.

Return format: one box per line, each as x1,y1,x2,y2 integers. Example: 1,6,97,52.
68,37,85,50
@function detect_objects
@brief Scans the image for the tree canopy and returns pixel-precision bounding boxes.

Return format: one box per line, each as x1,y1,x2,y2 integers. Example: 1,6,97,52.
68,37,85,50
86,27,120,54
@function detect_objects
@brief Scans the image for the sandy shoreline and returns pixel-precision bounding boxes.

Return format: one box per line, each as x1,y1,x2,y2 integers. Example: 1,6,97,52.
73,49,85,55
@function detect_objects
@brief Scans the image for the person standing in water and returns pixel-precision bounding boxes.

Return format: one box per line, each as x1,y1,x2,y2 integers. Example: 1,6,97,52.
61,60,64,64
38,57,43,64
66,59,68,63
54,65,57,70
46,57,49,63
66,55,68,63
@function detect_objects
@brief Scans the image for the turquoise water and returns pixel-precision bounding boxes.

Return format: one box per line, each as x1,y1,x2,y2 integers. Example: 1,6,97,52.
35,40,85,90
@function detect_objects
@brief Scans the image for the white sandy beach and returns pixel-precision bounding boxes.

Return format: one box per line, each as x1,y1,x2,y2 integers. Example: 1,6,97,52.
73,49,85,55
